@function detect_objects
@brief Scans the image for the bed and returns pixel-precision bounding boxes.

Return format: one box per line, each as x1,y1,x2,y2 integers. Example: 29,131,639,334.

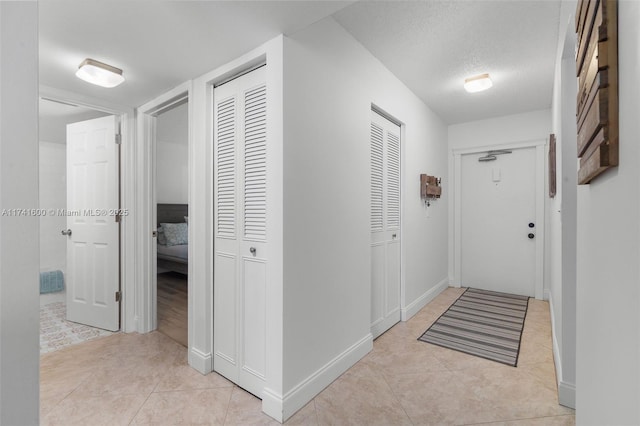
157,203,188,275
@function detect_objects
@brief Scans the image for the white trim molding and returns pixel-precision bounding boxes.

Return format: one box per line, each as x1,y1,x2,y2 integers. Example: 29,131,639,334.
547,290,576,409
451,139,546,300
558,381,576,409
401,278,449,321
262,333,373,423
188,347,213,375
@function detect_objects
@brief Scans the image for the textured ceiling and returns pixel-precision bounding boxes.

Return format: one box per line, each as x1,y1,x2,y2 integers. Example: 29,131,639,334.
39,1,353,108
39,1,562,125
334,0,562,124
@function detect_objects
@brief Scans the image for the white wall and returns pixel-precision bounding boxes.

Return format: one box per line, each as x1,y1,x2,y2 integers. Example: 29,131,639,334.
548,0,577,409
156,102,188,204
39,109,109,143
39,142,67,275
0,2,40,423
281,17,448,417
575,1,640,423
448,109,551,151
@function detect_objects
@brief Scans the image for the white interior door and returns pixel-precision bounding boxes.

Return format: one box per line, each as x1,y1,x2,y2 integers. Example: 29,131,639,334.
214,66,267,398
460,147,536,297
65,115,120,331
370,110,401,339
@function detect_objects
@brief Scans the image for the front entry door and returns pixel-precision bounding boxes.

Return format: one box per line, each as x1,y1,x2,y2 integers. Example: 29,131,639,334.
65,115,120,331
370,110,401,339
460,147,537,297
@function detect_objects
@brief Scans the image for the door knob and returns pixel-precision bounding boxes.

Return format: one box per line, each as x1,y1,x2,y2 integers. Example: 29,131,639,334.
61,229,72,236
528,223,535,228
249,247,256,255
528,233,535,239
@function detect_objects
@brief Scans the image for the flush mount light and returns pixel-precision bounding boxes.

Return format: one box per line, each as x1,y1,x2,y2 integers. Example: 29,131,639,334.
464,73,493,93
75,58,125,88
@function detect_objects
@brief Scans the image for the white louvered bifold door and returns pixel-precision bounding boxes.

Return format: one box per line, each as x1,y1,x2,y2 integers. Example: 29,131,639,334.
370,110,401,339
213,66,267,398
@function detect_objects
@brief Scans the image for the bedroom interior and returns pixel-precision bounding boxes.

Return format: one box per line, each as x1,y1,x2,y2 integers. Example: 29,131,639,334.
155,101,189,347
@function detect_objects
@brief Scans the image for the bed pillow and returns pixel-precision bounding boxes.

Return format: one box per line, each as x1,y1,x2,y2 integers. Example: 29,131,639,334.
157,226,167,245
161,222,188,246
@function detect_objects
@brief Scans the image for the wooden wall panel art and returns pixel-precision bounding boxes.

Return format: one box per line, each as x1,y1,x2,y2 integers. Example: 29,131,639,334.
549,134,557,197
575,0,618,184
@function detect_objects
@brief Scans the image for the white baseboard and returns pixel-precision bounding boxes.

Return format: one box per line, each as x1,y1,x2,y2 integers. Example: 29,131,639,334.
126,314,139,334
558,381,576,408
547,291,576,409
263,333,373,423
547,291,563,381
262,388,285,423
401,277,449,321
189,347,213,374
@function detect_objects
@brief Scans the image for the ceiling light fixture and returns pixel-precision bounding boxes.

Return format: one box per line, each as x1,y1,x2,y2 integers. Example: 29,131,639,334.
464,73,493,93
75,58,125,88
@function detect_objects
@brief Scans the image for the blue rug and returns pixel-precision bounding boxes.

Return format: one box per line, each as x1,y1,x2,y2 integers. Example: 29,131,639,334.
40,270,64,294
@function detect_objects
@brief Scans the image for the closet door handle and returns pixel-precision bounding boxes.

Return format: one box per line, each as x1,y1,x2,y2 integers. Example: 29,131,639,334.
61,229,72,236
249,247,257,255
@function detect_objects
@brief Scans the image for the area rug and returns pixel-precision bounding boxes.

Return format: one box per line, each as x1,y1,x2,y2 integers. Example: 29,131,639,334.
40,302,113,354
418,287,529,366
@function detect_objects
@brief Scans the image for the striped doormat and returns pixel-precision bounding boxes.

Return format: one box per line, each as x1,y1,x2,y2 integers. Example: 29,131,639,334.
418,287,529,367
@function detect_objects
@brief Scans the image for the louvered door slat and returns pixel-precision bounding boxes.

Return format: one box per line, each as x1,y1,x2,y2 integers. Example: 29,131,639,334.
371,123,384,232
386,131,400,230
216,96,236,238
244,84,267,240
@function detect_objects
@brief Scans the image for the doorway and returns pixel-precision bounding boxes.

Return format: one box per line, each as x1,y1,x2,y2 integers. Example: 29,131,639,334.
370,109,402,339
38,98,119,353
136,85,191,344
453,141,545,299
154,100,189,347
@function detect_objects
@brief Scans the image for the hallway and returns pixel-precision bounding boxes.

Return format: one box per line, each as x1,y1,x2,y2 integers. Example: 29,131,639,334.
40,288,574,425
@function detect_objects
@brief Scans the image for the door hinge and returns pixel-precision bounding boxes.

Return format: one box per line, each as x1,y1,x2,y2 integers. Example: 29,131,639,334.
115,133,122,145
115,291,121,302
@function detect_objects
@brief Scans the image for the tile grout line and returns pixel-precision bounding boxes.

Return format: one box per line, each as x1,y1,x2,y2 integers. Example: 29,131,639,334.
221,385,236,425
377,369,416,426
42,363,100,418
312,398,320,425
127,372,163,424
461,413,575,425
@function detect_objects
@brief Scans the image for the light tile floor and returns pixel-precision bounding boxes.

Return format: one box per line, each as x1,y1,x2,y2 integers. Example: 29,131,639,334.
40,287,575,425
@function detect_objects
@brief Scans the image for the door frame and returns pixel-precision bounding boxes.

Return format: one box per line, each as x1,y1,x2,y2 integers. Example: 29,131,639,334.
370,105,405,332
451,139,545,300
39,85,136,331
136,81,192,336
